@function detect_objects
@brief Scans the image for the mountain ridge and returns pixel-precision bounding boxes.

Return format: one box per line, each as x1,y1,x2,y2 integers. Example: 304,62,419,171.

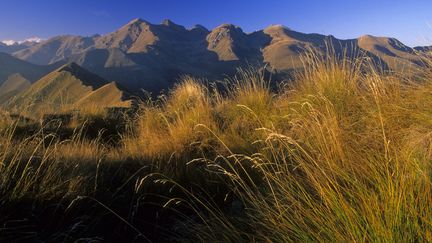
1,18,430,97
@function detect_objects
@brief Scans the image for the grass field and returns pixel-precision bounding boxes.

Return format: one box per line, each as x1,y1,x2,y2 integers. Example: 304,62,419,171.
1,50,432,242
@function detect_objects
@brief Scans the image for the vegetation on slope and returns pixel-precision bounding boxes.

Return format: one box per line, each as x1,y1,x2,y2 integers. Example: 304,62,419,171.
1,50,432,241
6,63,132,117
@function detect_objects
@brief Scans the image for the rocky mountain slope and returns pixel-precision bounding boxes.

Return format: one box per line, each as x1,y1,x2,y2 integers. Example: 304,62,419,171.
1,18,430,101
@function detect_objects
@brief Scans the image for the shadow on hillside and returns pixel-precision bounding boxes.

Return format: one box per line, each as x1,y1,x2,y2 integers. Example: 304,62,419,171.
7,107,137,146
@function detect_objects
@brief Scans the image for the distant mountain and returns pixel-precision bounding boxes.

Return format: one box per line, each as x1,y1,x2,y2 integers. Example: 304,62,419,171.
0,38,40,54
357,35,423,69
2,18,426,96
2,37,43,46
6,63,132,116
13,35,98,65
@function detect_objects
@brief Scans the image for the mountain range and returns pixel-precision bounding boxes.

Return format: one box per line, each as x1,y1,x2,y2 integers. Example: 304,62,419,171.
0,38,41,54
1,18,431,115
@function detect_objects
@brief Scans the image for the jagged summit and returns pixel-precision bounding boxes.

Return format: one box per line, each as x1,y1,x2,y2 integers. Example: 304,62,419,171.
209,24,246,40
213,23,243,32
118,18,151,32
127,18,147,25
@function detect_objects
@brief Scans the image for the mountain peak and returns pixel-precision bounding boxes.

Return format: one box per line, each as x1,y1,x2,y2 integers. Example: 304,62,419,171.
161,19,175,26
359,34,376,39
214,23,240,30
122,18,151,29
191,24,208,31
265,24,290,31
128,18,146,25
161,19,186,31
189,24,210,36
211,24,245,37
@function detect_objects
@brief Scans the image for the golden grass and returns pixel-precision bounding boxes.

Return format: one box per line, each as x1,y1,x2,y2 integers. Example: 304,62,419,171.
142,51,432,242
1,50,432,241
124,77,217,159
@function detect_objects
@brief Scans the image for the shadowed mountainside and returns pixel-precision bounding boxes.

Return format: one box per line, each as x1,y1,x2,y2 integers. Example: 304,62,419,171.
0,52,62,99
0,52,59,84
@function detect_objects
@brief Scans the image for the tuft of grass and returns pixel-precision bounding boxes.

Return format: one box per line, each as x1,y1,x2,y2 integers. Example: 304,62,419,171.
124,77,217,159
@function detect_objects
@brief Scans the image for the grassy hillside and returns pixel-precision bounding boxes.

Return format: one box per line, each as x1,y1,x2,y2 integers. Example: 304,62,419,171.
1,51,432,241
0,74,31,104
7,63,132,117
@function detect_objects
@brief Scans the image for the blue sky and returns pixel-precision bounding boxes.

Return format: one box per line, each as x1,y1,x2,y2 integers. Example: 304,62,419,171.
1,0,431,47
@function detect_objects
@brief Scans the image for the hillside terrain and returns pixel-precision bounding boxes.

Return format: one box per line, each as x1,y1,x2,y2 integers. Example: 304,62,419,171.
6,63,132,116
0,53,62,103
0,74,31,104
1,19,428,95
0,52,59,85
1,17,432,242
1,55,432,241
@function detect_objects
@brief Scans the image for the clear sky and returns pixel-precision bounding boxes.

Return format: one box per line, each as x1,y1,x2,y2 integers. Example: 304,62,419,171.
1,0,431,47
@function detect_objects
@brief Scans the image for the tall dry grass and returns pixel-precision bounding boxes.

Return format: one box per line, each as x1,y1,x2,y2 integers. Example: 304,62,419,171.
130,51,432,242
1,49,432,241
125,77,217,159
